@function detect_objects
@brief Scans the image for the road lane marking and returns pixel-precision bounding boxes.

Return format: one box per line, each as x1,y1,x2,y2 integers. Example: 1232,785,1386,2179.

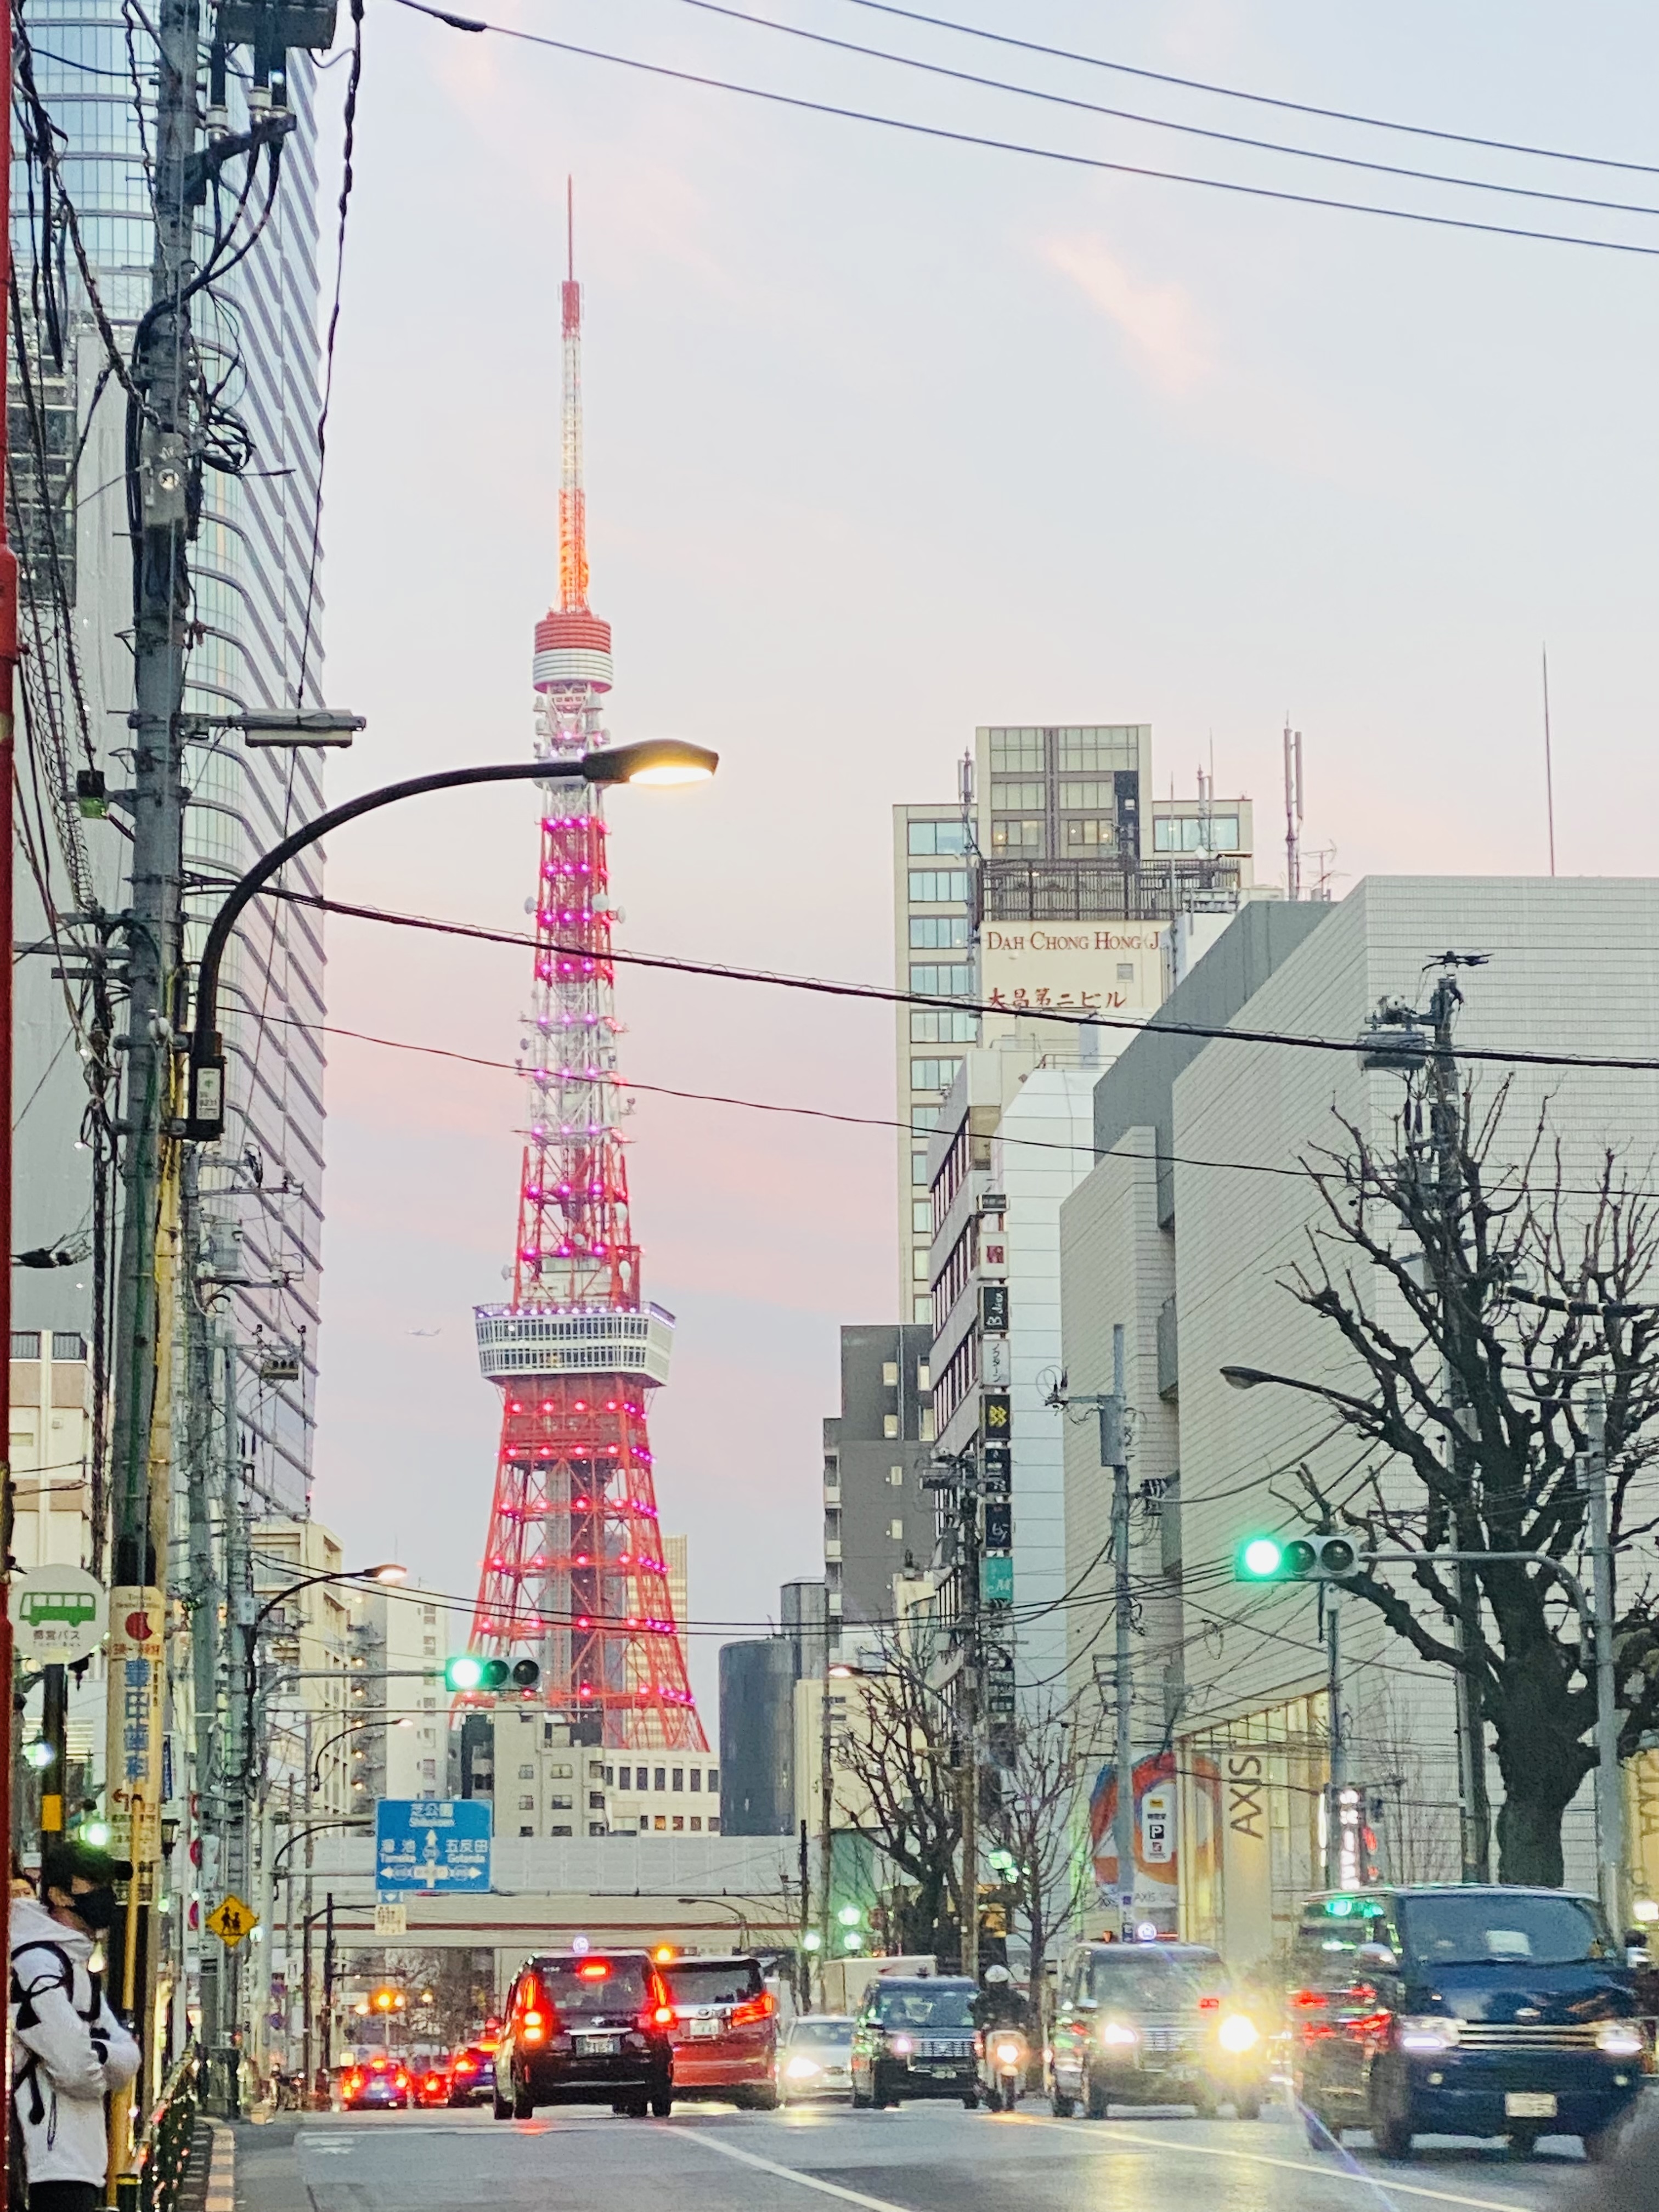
679,2129,919,2212
1015,2113,1542,2212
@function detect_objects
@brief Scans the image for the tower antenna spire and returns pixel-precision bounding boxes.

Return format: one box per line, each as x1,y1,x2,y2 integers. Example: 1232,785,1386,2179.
558,176,588,615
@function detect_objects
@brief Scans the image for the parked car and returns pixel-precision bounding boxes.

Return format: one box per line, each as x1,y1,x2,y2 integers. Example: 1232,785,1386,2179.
661,1954,779,2108
413,2062,453,2109
1048,1941,1271,2120
342,2053,412,2111
447,2045,496,2106
778,2016,855,2104
494,1950,675,2118
1290,1884,1645,2162
851,1976,979,2109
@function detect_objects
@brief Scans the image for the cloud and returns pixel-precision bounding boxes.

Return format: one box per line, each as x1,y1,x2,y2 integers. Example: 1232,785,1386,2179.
1040,234,1215,396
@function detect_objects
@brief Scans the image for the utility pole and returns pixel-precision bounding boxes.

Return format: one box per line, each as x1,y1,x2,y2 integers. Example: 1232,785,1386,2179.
0,5,18,2205
1105,1325,1135,1937
1322,1586,1345,1886
959,1470,981,1984
1424,969,1493,1883
1583,1390,1626,1934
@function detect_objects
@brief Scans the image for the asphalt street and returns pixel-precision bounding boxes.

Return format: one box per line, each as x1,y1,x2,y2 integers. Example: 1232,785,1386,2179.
235,2096,1616,2212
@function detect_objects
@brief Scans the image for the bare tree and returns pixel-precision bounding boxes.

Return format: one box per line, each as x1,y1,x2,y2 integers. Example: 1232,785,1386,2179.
1272,1031,1659,1884
985,1690,1099,2024
833,1629,964,1963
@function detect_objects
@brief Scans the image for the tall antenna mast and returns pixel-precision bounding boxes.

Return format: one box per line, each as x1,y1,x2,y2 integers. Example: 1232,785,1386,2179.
1541,645,1556,876
559,174,589,617
1284,718,1303,901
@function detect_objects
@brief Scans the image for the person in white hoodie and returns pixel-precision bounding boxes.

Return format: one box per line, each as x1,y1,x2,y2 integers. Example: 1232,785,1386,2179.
10,1841,141,2212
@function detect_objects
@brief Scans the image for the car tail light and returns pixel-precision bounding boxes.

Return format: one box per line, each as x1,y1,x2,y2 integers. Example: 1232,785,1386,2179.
578,1961,611,1980
1289,1990,1327,2010
1197,1996,1220,2013
731,1993,775,2027
455,2058,476,2073
641,2005,675,2028
395,2072,409,2090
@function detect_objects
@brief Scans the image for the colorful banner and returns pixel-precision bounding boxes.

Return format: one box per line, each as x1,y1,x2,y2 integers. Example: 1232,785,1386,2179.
108,1586,165,1860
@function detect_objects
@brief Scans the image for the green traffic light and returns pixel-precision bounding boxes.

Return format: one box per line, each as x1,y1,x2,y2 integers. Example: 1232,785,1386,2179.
837,1903,862,1927
1237,1537,1284,1579
446,1654,485,1691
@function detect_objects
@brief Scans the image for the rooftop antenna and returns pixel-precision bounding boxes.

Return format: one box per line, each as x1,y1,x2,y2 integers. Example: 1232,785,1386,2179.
558,174,588,616
1283,716,1303,901
1541,645,1556,876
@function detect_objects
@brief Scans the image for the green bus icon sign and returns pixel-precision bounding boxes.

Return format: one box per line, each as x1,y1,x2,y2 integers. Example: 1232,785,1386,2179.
19,1589,99,1629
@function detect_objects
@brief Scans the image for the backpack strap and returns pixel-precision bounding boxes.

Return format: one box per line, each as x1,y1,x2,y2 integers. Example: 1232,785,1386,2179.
10,1940,99,2130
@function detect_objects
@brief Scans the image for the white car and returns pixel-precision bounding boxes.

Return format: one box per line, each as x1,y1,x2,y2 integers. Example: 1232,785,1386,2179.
779,2015,855,2103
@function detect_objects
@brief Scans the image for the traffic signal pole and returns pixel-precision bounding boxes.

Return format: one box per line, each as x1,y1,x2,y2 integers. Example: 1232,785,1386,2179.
1322,1589,1344,1886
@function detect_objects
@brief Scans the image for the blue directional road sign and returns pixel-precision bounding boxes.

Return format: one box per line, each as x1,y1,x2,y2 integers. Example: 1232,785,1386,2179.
376,1798,492,1895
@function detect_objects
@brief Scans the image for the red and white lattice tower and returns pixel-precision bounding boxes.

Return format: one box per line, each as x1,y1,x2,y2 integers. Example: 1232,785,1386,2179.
466,192,706,1751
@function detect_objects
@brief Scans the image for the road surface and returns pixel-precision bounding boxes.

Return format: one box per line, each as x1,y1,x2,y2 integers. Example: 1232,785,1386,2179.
236,2096,1613,2212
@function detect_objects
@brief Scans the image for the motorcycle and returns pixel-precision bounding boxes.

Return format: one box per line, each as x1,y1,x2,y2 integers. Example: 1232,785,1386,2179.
979,2028,1029,2113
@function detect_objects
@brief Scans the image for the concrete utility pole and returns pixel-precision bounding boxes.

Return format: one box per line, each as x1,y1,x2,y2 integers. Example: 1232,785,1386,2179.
1582,1391,1626,1934
1104,1325,1135,1937
959,1474,982,1984
1322,1587,1345,1887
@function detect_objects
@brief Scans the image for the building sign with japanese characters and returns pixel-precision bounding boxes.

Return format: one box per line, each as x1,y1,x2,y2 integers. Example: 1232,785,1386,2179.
978,927,1162,1027
109,1587,165,1860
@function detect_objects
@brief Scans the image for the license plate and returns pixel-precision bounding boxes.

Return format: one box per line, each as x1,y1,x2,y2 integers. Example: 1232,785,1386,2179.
690,2018,721,2039
1505,2093,1557,2119
577,2036,620,2056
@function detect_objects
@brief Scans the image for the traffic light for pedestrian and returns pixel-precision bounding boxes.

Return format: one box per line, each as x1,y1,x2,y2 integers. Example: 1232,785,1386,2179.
1233,1533,1359,1583
445,1654,542,1692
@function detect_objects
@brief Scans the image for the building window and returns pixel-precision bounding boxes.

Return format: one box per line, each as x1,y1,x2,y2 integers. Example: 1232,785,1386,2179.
589,1791,606,1810
883,1414,900,1438
917,1364,930,1390
551,1822,573,1836
911,1249,929,1282
908,869,969,902
50,1332,85,1362
550,1795,573,1810
909,963,973,997
1057,779,1113,810
909,915,969,950
890,1519,905,1541
520,1825,534,1837
889,1464,904,1487
690,1769,702,1792
589,1821,607,1836
911,1007,978,1043
912,1200,932,1233
1117,962,1135,980
990,778,1045,811
882,1361,899,1385
1154,813,1239,852
639,1814,650,1831
908,820,968,856
1059,729,1138,772
518,1764,535,1780
673,1816,685,1832
911,1146,930,1187
604,1766,614,1784
990,818,1044,854
691,1816,702,1831
708,1769,719,1791
988,730,1043,773
654,1815,667,1831
9,1333,39,1358
1063,818,1115,849
550,1761,573,1778
619,1765,631,1789
672,1768,684,1791
709,1818,721,1833
654,1767,666,1791
911,1104,941,1133
421,1760,437,1782
910,1058,963,1093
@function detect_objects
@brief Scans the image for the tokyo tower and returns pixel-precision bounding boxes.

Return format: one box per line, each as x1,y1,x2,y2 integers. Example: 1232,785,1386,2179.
466,193,706,1751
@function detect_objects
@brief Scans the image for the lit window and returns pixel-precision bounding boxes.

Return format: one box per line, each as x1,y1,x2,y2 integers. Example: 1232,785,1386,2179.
889,1465,904,1487
918,1364,929,1390
890,1519,904,1541
654,1815,667,1831
882,1361,899,1385
990,819,1044,854
673,1815,685,1832
1063,819,1115,849
883,1414,900,1438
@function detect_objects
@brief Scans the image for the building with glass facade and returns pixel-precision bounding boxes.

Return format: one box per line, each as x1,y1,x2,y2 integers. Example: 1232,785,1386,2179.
10,17,329,1512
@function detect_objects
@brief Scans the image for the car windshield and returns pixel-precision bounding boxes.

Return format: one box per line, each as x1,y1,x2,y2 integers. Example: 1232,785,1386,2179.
869,1985,975,2029
1088,1953,1224,2008
664,1960,763,2007
1400,1893,1612,1968
789,2019,853,2049
538,1958,651,2015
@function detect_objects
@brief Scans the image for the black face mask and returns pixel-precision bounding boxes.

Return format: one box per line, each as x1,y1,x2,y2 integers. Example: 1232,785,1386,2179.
74,1886,116,1933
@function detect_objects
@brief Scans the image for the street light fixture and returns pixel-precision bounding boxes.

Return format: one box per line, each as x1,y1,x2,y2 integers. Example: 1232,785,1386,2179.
184,739,718,1141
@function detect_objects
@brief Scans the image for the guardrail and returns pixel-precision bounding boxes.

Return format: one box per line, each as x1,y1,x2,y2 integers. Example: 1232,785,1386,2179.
124,2044,200,2212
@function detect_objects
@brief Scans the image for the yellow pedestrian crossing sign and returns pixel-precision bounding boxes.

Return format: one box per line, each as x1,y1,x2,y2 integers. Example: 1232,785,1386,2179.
206,1894,257,1948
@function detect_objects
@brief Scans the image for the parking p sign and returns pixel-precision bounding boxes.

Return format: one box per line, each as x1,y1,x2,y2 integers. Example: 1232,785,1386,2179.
375,1798,492,1894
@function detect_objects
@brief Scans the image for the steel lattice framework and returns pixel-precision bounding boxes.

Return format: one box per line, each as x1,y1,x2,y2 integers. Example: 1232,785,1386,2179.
465,204,705,1751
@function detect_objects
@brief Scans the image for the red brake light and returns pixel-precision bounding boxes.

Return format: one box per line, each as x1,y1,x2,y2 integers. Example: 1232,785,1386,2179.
578,1961,610,1980
1198,1996,1221,2012
1290,1990,1328,2010
652,2005,675,2027
455,2057,476,2072
730,1991,775,2027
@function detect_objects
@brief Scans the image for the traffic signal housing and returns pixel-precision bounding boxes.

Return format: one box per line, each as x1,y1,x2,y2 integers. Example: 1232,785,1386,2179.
1233,1533,1359,1583
444,1654,542,1692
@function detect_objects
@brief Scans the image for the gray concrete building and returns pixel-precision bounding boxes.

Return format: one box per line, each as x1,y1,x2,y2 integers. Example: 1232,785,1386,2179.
718,1578,828,1836
822,1326,935,1657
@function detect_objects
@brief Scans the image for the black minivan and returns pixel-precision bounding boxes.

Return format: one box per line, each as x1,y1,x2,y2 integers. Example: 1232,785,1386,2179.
1290,1885,1645,2162
494,1951,675,2118
850,1976,979,2109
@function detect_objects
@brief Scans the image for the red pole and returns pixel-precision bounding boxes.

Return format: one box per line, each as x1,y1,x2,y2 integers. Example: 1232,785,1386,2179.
0,0,19,2194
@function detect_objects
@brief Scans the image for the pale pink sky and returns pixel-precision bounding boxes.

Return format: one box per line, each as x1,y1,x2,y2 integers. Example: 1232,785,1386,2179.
308,0,1659,1718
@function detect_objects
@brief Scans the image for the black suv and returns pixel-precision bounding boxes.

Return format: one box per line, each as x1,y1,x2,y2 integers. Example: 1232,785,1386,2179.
494,1951,675,2118
851,1976,979,2109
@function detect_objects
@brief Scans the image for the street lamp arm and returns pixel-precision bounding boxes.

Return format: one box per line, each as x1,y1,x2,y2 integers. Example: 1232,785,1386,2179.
1220,1362,1375,1417
271,1818,371,1880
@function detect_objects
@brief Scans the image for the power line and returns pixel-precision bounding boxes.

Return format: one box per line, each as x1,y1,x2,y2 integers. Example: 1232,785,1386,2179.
665,0,1659,221
825,0,1659,179
209,870,1659,1079
388,0,1659,259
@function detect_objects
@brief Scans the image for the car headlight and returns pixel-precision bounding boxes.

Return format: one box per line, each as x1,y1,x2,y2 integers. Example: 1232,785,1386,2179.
786,2053,822,2079
993,2040,1023,2067
1398,2016,1459,2053
1596,2021,1646,2058
889,2034,915,2056
1099,2021,1138,2048
1216,2015,1259,2055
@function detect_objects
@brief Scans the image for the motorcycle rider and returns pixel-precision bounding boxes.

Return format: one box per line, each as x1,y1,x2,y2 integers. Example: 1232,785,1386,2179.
973,1963,1030,2036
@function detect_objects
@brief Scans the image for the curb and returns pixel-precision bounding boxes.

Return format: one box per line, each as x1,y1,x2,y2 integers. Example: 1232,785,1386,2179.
204,2121,235,2212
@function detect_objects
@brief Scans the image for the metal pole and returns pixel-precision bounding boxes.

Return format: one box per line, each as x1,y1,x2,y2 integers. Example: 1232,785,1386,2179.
1323,1588,1344,1886
818,1673,832,2004
0,8,19,2206
1106,1324,1135,1937
797,1817,809,2011
38,1663,67,1845
1584,1391,1626,1933
960,1469,981,1984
